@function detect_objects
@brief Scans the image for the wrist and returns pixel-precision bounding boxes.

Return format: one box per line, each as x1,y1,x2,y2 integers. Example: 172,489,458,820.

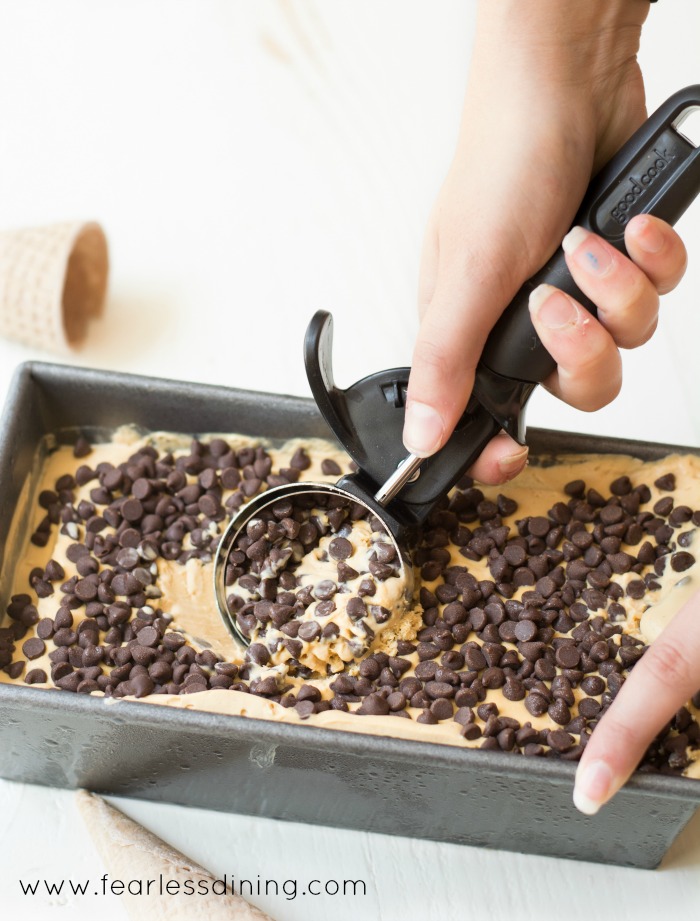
464,0,650,163
473,0,649,90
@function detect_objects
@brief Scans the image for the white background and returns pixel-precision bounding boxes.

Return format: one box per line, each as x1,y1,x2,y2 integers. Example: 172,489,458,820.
0,2,699,919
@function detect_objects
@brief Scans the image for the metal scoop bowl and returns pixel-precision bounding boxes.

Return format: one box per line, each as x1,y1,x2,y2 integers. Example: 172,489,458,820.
213,479,415,673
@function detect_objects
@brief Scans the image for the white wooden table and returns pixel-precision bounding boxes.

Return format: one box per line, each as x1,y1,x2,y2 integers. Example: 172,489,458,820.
1,3,699,919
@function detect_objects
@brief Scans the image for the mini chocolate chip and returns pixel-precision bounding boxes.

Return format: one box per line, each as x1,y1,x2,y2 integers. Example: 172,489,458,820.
357,692,390,716
514,620,538,643
298,621,321,642
627,579,647,600
578,698,601,719
44,559,65,581
581,675,605,696
314,580,337,601
25,668,48,684
246,643,270,666
36,618,55,640
329,537,352,560
502,678,525,701
671,551,695,573
548,699,571,726
524,693,549,717
610,476,632,496
22,637,45,659
554,645,581,669
430,698,454,720
547,729,574,752
654,473,676,492
321,458,342,476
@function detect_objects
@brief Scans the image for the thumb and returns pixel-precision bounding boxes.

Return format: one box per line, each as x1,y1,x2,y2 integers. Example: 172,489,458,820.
403,246,522,458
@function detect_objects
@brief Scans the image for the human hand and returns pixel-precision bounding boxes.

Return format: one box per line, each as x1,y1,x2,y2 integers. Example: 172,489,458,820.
573,586,700,814
403,0,687,483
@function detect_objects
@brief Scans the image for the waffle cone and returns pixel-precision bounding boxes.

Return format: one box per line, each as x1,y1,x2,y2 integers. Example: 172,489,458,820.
76,791,274,921
0,221,108,351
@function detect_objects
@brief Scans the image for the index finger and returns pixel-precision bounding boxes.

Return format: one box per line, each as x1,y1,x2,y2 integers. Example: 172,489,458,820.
573,588,700,815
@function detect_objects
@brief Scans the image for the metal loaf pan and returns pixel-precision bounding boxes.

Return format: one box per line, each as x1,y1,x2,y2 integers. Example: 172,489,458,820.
0,361,698,869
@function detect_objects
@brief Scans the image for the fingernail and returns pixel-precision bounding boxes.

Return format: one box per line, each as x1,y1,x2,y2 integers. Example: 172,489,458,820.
562,226,613,276
573,760,615,816
403,401,444,457
631,215,664,254
529,284,579,330
498,447,528,478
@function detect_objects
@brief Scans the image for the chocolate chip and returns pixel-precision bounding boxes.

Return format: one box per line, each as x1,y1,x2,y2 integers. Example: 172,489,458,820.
526,517,550,538
524,693,549,717
21,637,45,660
610,476,632,496
430,698,454,720
514,620,538,643
547,729,574,752
654,473,676,491
298,621,321,642
136,626,159,647
289,447,311,470
482,667,506,689
370,538,394,566
53,628,78,647
357,692,390,716
44,559,65,581
626,579,646,599
502,678,525,701
671,551,695,573
314,580,337,601
329,537,352,560
425,681,455,700
554,644,581,668
36,618,55,640
295,700,315,719
581,675,605,696
548,699,571,725
321,459,342,476
246,643,270,666
25,668,47,684
578,698,601,719
342,597,366,622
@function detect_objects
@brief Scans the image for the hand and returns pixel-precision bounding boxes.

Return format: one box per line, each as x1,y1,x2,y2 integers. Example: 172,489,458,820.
403,0,687,484
574,587,700,814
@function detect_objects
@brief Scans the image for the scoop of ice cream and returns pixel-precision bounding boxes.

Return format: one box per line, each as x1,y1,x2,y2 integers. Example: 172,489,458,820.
222,489,412,678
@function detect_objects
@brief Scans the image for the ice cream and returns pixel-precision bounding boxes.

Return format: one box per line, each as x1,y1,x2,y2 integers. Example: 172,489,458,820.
1,427,699,778
219,485,415,678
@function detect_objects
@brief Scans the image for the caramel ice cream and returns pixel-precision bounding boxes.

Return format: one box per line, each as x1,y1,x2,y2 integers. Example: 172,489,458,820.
1,427,699,779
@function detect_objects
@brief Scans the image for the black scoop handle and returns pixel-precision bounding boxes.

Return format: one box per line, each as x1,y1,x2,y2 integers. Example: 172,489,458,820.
306,86,700,536
480,84,700,384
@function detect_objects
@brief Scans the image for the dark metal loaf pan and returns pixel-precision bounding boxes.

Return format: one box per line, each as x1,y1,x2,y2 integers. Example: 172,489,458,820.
0,361,698,870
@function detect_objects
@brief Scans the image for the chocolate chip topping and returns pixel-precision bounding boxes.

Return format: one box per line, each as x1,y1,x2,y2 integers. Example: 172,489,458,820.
9,433,700,775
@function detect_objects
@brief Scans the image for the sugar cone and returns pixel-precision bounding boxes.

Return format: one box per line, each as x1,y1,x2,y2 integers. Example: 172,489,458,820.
76,790,275,921
0,221,108,351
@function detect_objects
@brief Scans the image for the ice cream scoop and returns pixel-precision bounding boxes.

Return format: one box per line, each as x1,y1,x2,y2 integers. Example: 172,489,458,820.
215,85,700,649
